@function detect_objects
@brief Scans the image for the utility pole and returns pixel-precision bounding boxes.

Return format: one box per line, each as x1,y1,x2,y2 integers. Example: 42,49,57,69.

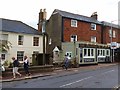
110,21,113,62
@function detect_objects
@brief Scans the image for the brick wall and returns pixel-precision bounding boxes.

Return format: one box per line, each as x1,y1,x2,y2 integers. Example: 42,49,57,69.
63,18,102,43
103,26,119,44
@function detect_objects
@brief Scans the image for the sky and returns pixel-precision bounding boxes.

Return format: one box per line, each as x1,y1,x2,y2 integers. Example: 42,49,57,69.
0,0,119,29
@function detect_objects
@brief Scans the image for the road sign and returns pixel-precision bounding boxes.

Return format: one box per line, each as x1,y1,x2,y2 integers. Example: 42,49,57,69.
111,42,117,49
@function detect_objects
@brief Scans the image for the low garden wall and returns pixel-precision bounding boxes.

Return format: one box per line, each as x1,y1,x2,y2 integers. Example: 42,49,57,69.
2,65,53,78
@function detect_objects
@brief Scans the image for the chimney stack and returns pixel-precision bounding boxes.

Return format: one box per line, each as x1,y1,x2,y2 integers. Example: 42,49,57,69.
43,9,47,20
91,12,98,20
38,9,47,32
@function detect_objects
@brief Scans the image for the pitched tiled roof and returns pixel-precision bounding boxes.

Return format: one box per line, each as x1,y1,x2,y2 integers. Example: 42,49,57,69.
102,21,120,29
0,18,41,35
53,9,102,24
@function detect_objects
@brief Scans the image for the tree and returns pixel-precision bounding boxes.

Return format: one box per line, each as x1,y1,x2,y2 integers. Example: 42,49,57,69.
0,40,12,52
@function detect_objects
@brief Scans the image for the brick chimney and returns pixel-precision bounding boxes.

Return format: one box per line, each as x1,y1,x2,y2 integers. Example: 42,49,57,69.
91,12,98,20
38,9,47,32
43,9,47,20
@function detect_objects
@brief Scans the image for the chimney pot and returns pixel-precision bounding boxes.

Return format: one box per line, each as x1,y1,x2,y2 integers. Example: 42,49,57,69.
40,9,42,12
91,12,98,20
43,9,46,12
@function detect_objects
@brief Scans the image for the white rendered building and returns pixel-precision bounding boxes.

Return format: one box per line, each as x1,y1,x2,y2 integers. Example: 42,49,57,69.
0,18,43,64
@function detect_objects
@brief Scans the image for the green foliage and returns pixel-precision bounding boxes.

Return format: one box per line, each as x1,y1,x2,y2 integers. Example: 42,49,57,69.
3,60,13,68
0,40,12,52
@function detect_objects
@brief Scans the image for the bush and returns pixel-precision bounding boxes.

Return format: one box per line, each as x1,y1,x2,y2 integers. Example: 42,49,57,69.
3,60,13,68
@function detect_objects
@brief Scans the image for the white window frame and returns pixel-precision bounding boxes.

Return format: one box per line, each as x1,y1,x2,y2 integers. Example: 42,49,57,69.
71,35,77,42
71,20,77,27
83,48,95,58
91,36,96,43
97,49,106,57
113,30,116,38
33,37,39,46
91,23,96,30
106,49,110,56
18,35,24,45
17,51,24,61
109,29,112,37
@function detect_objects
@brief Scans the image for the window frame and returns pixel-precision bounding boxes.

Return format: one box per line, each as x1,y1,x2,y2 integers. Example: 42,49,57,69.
33,37,39,46
113,30,116,38
83,48,95,58
91,36,96,43
106,49,110,56
18,35,24,45
71,35,77,42
97,49,106,57
71,20,77,27
91,23,96,30
17,51,24,61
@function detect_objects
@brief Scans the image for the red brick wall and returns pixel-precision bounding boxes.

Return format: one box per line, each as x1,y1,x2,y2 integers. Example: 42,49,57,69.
102,26,110,44
103,26,119,44
63,18,102,43
112,28,119,43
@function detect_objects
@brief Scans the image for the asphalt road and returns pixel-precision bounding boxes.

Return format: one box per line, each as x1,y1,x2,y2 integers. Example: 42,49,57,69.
2,64,119,89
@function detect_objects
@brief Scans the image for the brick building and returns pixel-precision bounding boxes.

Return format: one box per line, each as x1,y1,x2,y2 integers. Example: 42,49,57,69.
38,9,120,56
102,21,120,44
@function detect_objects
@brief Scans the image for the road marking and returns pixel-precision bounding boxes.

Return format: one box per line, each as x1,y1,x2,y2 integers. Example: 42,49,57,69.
60,76,93,87
60,70,115,88
101,70,115,75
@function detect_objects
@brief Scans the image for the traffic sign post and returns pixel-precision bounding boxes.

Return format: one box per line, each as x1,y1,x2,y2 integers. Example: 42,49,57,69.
110,42,117,62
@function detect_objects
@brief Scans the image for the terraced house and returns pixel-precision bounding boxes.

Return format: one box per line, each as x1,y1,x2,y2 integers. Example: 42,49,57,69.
39,9,120,53
0,18,43,64
38,9,120,63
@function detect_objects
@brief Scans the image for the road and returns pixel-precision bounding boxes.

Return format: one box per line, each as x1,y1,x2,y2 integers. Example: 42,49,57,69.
2,64,119,89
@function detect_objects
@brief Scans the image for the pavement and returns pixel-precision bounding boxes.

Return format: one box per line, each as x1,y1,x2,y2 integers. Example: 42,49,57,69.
1,63,118,83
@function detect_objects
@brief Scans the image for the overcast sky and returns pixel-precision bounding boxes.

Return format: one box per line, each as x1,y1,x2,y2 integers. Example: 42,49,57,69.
0,0,119,29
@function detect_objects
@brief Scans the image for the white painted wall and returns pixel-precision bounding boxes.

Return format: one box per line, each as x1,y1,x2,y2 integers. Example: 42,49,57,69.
1,31,43,63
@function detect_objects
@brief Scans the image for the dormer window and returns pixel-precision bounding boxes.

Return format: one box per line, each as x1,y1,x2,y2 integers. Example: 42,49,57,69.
71,20,77,27
91,23,96,30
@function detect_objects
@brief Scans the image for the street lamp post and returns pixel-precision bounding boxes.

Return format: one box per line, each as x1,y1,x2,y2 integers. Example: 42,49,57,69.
110,21,114,63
